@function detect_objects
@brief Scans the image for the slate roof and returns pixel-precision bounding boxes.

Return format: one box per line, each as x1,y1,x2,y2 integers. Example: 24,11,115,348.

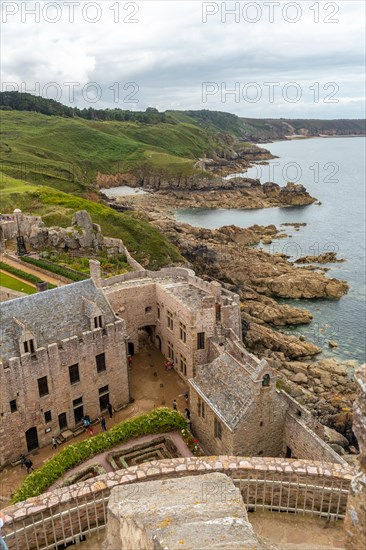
189,353,256,430
0,279,116,362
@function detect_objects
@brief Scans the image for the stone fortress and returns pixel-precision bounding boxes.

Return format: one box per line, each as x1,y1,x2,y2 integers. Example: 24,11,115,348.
0,258,348,468
0,210,365,549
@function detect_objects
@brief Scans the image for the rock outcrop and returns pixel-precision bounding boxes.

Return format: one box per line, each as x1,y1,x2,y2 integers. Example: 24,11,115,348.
26,211,126,257
295,252,345,264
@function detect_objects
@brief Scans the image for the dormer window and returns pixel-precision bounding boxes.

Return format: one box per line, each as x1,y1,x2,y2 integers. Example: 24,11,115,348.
23,339,35,354
94,315,103,329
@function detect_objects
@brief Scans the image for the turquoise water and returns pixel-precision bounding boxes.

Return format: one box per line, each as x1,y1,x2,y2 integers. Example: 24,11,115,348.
176,137,366,362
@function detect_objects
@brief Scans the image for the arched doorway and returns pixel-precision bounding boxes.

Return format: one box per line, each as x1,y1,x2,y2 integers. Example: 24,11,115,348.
138,325,156,349
25,427,39,452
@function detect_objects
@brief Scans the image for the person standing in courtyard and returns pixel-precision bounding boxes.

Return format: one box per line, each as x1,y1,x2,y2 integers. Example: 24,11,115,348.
51,436,57,449
107,402,113,418
24,458,33,474
172,399,177,411
100,416,107,431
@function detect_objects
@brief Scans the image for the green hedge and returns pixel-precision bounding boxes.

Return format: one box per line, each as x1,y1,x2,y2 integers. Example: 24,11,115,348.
0,261,56,289
22,256,88,282
12,408,186,503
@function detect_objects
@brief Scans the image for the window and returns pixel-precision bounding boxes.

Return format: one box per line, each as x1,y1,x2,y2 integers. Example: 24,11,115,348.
10,399,17,413
167,310,174,331
44,410,52,423
197,332,205,350
197,398,205,419
262,374,270,387
96,353,106,373
69,364,80,385
23,339,35,354
37,376,49,398
157,306,160,319
179,322,187,343
180,355,187,376
214,417,222,440
145,306,152,313
94,315,103,329
168,341,174,362
99,385,109,412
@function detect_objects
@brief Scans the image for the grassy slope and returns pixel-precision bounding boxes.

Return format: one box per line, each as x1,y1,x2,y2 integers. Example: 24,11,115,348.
0,111,227,191
0,271,36,294
0,173,182,269
1,109,251,269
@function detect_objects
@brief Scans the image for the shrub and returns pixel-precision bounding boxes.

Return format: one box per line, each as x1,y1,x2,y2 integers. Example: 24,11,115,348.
0,261,56,289
11,408,186,503
22,256,88,282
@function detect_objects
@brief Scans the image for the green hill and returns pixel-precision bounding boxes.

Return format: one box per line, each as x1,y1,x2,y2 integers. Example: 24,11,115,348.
1,93,364,269
0,172,183,269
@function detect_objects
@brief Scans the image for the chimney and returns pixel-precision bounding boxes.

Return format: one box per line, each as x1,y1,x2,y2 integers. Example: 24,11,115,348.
89,259,102,287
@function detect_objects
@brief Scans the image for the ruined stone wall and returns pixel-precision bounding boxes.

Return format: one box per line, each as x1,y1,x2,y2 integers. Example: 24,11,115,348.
0,214,43,241
0,320,129,466
1,456,353,550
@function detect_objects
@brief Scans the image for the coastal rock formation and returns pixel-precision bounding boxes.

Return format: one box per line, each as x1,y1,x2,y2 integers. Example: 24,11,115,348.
243,320,321,359
259,271,349,299
240,290,313,326
295,252,345,264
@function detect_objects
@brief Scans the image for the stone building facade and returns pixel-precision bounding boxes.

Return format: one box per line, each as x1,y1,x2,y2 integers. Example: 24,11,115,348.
0,260,346,467
0,278,130,466
99,265,344,465
102,267,241,383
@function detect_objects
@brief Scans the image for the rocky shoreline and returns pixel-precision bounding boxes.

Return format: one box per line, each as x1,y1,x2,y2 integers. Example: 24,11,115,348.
99,178,359,457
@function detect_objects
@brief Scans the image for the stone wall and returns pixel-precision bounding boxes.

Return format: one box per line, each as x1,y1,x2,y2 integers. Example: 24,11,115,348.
233,387,287,457
104,267,242,383
1,456,353,550
0,320,129,465
0,285,26,302
344,364,366,549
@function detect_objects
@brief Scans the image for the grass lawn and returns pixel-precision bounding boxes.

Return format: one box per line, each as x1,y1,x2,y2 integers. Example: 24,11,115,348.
0,271,36,294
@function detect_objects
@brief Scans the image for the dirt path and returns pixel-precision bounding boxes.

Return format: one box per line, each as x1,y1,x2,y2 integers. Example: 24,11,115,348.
0,254,65,286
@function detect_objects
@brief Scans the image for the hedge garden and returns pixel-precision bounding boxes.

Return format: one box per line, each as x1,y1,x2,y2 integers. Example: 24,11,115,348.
0,261,56,289
12,408,187,503
22,256,88,282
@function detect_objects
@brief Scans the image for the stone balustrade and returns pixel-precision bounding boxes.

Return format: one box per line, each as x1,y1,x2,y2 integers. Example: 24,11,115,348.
2,456,353,550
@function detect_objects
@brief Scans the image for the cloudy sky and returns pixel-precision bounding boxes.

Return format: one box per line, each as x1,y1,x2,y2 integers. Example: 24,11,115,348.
1,0,365,118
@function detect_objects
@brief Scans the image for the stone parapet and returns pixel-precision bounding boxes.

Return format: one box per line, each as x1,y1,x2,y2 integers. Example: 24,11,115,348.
2,456,354,550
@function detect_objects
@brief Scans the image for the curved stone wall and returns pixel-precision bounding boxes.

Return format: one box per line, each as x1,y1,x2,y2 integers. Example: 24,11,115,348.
2,456,353,550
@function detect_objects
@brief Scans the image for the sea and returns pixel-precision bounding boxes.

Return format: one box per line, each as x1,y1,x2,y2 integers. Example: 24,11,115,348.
175,137,366,363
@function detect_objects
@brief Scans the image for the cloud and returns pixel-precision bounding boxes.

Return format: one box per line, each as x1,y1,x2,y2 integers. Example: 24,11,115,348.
1,0,365,118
